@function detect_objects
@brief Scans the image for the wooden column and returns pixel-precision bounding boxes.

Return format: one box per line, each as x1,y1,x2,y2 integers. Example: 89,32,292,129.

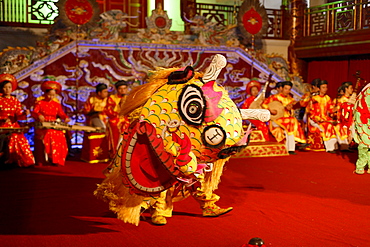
156,0,164,8
288,0,307,77
181,0,197,34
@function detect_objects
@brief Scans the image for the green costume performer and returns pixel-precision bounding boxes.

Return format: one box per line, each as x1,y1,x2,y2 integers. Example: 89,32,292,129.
353,84,370,174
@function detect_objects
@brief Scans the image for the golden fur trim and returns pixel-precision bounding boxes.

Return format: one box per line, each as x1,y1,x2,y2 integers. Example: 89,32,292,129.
94,168,144,226
202,157,230,195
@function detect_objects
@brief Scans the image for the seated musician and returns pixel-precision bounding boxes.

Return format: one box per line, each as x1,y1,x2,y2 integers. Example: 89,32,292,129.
0,73,34,167
83,83,109,129
334,81,355,151
275,81,283,94
308,80,347,153
296,79,321,135
105,80,130,156
241,79,270,141
32,81,70,166
262,81,307,155
300,78,320,109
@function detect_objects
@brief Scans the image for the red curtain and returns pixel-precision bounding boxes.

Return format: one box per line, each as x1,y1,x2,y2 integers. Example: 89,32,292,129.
307,60,349,98
348,59,370,93
307,59,370,98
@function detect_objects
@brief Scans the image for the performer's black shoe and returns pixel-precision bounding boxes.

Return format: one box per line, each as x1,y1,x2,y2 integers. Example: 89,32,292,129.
288,151,297,155
297,143,311,150
340,149,354,153
326,150,336,154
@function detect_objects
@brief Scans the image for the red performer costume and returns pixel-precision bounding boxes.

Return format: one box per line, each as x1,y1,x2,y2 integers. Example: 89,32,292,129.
0,74,34,167
335,82,355,149
308,80,347,153
32,81,70,166
241,80,270,141
105,80,130,156
82,83,109,129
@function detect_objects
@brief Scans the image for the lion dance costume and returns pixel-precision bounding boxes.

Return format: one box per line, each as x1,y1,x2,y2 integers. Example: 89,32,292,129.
94,54,270,225
353,83,370,174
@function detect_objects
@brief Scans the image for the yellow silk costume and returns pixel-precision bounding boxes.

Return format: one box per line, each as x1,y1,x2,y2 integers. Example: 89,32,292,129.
334,95,353,138
105,94,129,156
262,93,306,143
83,96,108,124
309,94,347,141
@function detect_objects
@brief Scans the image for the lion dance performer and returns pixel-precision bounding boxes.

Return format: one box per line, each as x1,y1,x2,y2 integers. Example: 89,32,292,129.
353,82,370,174
94,54,270,225
32,81,70,166
0,73,34,167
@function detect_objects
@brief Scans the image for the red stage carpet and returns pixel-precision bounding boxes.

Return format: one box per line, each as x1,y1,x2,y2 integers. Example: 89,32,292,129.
0,150,369,247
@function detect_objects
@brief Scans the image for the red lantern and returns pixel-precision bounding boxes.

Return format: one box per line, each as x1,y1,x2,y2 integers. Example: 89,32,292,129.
64,0,94,25
242,7,263,35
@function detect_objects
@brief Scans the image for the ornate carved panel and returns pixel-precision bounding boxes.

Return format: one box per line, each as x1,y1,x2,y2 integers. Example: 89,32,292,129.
310,10,327,35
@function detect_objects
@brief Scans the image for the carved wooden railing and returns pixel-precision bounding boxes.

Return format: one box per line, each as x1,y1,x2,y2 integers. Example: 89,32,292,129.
304,0,370,36
196,3,286,39
0,0,286,40
0,0,145,32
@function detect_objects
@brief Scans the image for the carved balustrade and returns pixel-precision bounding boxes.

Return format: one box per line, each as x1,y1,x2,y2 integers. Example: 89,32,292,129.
304,0,370,36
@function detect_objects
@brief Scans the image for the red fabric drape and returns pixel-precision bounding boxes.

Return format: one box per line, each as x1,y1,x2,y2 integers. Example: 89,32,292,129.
348,59,370,92
307,60,349,98
307,59,370,97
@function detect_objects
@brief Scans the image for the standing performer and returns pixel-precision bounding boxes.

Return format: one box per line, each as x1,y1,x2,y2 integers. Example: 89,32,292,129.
262,81,307,154
353,82,370,174
241,79,270,141
0,74,34,167
83,83,109,129
308,80,347,153
105,80,130,156
32,81,70,166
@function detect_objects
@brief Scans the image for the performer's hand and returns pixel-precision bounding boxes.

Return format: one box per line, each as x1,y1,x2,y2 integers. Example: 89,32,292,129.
285,104,293,111
39,115,45,122
270,109,277,115
348,98,356,105
65,118,71,123
25,109,30,116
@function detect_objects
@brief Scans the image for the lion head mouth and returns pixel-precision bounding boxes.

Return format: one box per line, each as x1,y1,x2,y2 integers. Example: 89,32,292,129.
217,129,251,159
217,144,248,159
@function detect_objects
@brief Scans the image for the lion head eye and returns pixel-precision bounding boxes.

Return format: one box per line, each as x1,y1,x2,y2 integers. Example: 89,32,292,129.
178,85,206,126
202,125,226,148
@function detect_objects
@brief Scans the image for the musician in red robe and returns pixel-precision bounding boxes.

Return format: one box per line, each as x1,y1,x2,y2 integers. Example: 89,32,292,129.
241,80,270,141
105,80,130,156
83,83,109,129
32,81,70,166
262,81,307,154
0,73,34,167
308,80,347,153
334,81,355,150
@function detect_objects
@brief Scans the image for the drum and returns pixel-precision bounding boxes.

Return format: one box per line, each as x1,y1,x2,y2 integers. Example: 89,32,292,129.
268,101,285,121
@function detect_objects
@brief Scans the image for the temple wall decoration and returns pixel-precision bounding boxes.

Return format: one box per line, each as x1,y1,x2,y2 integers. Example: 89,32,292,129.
0,3,307,147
